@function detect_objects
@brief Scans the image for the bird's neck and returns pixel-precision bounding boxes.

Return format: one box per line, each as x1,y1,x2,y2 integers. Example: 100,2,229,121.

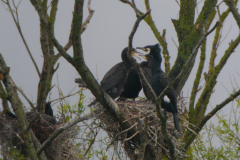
151,58,162,74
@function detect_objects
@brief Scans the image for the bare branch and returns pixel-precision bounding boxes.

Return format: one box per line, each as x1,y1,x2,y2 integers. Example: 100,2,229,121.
199,89,240,129
224,0,240,29
5,0,40,77
81,0,95,33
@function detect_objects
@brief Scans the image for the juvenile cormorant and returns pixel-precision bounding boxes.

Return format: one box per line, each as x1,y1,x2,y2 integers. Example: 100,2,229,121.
137,44,181,132
119,67,142,101
88,47,140,106
119,54,153,101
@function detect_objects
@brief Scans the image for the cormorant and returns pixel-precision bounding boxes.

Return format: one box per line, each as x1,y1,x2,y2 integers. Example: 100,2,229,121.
119,67,142,101
137,44,181,132
5,102,57,125
119,54,153,101
88,47,140,106
45,102,53,117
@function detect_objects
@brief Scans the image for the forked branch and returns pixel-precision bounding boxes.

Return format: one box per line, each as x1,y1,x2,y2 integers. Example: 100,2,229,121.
126,1,176,159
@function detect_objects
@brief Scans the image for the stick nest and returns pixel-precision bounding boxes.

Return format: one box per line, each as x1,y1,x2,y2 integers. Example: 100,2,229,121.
0,112,79,160
94,99,188,158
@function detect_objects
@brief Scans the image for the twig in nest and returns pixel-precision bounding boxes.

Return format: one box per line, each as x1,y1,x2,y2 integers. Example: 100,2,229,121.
124,131,140,142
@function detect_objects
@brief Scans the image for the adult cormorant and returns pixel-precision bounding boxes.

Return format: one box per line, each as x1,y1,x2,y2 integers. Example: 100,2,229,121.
89,47,140,106
137,44,181,132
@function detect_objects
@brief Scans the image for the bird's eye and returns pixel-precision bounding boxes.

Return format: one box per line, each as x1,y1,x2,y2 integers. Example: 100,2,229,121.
147,48,151,54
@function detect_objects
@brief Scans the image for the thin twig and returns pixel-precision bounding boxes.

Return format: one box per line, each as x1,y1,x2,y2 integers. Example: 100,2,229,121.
171,38,178,48
124,131,140,141
5,0,40,77
9,76,35,110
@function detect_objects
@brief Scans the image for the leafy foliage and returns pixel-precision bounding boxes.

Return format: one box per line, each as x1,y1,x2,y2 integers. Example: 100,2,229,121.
189,95,240,159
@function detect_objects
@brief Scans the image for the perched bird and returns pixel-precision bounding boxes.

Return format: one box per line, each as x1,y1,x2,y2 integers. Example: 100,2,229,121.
45,102,53,117
4,102,56,124
137,44,181,132
139,54,153,100
44,102,56,125
89,47,140,106
119,54,153,101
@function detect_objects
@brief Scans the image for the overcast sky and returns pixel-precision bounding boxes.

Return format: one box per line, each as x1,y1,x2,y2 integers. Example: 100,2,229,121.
1,0,240,148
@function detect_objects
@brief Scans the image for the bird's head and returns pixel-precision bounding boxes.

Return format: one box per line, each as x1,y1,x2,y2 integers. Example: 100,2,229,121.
137,43,162,60
122,47,142,61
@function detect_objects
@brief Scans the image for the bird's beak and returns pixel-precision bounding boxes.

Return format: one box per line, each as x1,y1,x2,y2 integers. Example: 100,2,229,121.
132,52,140,60
131,49,143,60
136,47,148,52
139,54,147,60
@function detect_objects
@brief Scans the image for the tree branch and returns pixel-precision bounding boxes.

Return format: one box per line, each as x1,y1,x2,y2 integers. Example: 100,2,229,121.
120,0,171,74
199,89,240,129
224,0,240,29
81,0,95,33
174,22,220,87
126,1,177,159
0,53,38,159
53,0,94,64
189,10,216,114
169,0,217,96
184,32,240,150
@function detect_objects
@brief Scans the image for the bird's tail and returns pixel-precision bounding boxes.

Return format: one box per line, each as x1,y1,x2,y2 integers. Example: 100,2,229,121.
173,113,181,132
88,99,98,107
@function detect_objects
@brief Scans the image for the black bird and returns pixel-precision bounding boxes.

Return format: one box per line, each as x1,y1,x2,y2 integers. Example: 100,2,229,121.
45,102,53,117
119,67,142,101
119,54,153,101
89,47,140,106
137,44,181,132
4,102,56,124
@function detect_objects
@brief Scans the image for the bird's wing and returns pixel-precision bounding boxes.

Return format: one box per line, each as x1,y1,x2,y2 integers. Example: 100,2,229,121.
158,71,169,88
100,62,127,91
142,67,152,82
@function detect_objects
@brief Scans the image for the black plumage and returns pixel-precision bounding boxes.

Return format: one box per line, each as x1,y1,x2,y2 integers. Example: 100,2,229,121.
45,102,53,117
119,67,142,101
4,102,56,124
89,47,140,106
137,44,181,132
119,54,153,101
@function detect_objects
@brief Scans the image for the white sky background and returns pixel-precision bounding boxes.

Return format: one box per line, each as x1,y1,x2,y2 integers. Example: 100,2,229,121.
0,0,240,150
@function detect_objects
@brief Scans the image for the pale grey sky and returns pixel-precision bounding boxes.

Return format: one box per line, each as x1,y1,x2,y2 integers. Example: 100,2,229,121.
0,0,240,149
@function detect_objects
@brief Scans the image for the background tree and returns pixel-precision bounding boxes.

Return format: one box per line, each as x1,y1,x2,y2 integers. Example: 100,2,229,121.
0,0,240,159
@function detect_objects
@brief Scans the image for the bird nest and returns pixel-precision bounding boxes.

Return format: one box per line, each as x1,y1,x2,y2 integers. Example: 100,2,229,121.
0,112,79,160
93,99,187,158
